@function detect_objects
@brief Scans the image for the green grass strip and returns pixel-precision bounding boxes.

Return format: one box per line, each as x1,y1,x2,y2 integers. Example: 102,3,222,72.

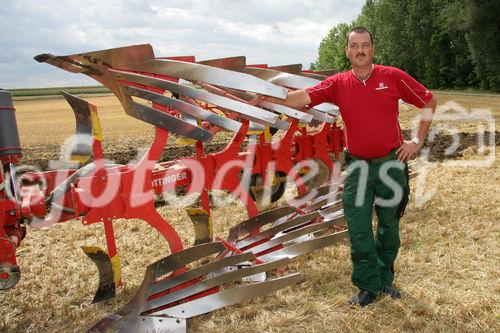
7,86,111,97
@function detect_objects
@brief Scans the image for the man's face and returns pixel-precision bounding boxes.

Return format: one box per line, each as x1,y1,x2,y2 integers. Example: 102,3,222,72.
345,31,375,67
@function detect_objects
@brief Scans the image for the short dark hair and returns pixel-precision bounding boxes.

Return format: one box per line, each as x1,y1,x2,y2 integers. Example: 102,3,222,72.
346,26,373,46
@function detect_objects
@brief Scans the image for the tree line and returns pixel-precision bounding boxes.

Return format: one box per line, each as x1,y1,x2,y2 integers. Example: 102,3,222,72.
311,0,499,91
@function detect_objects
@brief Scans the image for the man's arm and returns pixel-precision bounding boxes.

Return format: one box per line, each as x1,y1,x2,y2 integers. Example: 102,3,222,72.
262,89,311,109
396,96,437,162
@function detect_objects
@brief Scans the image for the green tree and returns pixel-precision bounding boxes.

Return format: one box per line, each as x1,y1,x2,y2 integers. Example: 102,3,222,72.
313,0,500,91
311,23,352,71
458,1,500,90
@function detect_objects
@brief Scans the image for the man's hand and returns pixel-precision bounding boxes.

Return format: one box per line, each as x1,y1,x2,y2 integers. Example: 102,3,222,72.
395,97,436,163
396,140,422,162
252,90,311,109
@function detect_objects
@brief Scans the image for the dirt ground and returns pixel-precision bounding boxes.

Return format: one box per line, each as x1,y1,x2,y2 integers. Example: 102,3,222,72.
1,92,499,332
13,93,500,170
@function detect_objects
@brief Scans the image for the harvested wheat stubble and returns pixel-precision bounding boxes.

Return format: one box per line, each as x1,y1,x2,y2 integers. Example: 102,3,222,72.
13,92,500,170
1,93,498,332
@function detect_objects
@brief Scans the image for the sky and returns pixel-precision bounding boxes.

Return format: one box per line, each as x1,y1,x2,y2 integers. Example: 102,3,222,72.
0,0,364,89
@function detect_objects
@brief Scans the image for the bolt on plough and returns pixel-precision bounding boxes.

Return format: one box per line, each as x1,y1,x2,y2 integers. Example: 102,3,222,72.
0,43,419,331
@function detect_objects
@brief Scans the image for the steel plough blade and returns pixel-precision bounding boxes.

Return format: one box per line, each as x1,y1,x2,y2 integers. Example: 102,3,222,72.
88,242,300,333
259,230,348,262
127,102,213,142
156,273,303,318
104,242,227,321
68,44,155,69
223,178,348,263
147,251,256,296
34,53,96,75
242,67,320,88
197,56,247,71
145,257,291,314
258,100,314,122
234,210,321,249
238,214,346,257
225,208,347,263
35,44,155,81
180,113,199,128
122,85,242,133
287,174,346,207
311,69,339,76
227,205,298,243
268,64,303,74
36,45,220,142
312,103,339,116
298,71,334,81
217,86,313,124
241,67,339,116
130,59,288,99
307,108,336,122
300,192,343,214
110,69,279,126
88,315,186,333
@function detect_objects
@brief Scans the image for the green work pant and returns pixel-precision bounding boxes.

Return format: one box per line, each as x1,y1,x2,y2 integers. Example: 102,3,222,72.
342,154,407,294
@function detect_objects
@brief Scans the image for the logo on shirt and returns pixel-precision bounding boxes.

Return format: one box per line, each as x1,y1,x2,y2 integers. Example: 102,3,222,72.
375,82,388,90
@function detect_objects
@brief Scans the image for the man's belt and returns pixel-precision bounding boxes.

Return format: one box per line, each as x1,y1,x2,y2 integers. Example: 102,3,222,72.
346,149,397,164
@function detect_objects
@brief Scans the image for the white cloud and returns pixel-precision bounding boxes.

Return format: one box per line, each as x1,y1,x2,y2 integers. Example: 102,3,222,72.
0,0,364,88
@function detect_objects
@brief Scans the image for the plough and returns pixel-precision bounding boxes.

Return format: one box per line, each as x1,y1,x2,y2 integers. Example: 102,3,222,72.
1,43,400,331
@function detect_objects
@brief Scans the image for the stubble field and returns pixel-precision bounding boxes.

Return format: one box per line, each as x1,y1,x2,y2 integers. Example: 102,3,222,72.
0,92,499,332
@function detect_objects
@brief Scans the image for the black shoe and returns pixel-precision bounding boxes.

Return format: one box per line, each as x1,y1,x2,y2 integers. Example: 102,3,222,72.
381,285,401,299
348,290,377,307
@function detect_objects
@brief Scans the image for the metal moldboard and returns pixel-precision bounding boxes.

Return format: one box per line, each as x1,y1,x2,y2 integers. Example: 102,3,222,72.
116,242,226,318
259,230,349,262
227,205,297,242
111,70,279,126
88,314,186,333
268,64,303,73
197,56,247,71
72,44,155,69
144,258,290,313
127,102,213,142
242,67,339,115
307,108,335,123
147,252,256,296
242,67,320,88
235,210,321,249
156,273,303,318
258,100,313,122
247,215,346,255
123,85,242,132
131,59,288,99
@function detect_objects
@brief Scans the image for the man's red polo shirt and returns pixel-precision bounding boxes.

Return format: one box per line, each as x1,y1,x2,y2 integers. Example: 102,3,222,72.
305,64,433,159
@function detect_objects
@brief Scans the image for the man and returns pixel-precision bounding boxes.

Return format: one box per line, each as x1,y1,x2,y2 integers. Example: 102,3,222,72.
264,27,436,306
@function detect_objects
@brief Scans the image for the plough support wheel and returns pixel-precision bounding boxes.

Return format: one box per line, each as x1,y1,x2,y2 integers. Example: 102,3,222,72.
0,263,20,290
